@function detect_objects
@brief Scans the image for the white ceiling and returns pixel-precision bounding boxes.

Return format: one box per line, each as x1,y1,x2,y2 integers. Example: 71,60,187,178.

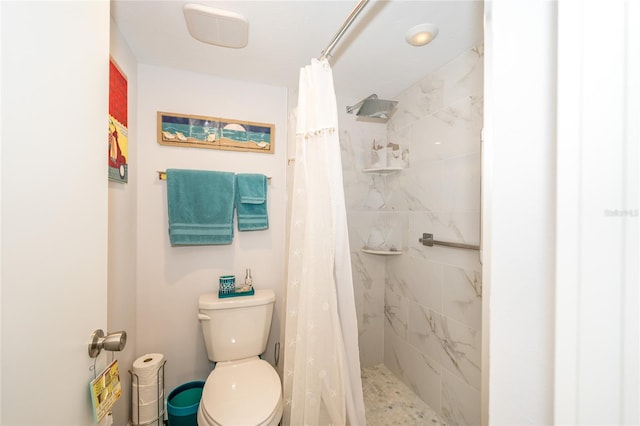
111,0,483,100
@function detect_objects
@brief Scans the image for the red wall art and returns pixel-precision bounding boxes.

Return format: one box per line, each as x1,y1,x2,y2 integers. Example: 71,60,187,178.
108,58,128,182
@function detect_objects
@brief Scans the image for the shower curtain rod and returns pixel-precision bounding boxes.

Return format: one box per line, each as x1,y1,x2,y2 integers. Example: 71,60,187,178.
318,0,370,61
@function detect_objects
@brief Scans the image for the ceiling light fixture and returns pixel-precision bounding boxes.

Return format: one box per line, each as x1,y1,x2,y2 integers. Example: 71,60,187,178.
183,4,249,48
405,23,439,47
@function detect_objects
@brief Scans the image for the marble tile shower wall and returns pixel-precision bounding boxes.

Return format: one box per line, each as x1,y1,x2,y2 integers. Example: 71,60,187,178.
340,43,484,426
339,106,388,369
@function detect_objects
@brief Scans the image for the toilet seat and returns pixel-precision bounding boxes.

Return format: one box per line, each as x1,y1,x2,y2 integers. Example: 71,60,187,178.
198,357,283,426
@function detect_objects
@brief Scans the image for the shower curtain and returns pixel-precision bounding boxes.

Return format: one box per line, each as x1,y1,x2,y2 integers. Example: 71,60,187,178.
282,59,366,426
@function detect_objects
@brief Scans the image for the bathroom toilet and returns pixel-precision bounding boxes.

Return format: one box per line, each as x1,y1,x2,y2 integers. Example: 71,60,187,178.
197,289,283,426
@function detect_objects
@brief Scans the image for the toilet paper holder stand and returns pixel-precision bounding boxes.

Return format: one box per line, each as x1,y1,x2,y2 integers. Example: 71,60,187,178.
129,360,166,426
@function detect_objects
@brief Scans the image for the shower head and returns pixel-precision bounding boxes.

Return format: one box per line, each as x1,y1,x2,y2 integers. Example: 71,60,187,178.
346,94,398,120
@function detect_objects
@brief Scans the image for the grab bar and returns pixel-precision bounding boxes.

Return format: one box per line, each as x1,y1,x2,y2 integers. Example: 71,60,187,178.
418,233,480,251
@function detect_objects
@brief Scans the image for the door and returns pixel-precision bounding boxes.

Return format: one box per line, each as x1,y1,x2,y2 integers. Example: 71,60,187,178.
555,0,639,423
1,1,111,424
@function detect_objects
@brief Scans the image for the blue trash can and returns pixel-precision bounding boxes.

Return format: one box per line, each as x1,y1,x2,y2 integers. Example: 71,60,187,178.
167,381,205,426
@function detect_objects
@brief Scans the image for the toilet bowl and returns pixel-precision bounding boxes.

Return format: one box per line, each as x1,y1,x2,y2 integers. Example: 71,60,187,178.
197,357,282,426
197,289,282,426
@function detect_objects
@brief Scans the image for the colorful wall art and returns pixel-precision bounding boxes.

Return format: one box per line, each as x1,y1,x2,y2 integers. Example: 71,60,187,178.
108,58,128,182
157,111,274,154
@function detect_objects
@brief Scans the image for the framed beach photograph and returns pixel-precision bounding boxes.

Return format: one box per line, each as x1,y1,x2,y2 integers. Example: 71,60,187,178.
157,111,274,154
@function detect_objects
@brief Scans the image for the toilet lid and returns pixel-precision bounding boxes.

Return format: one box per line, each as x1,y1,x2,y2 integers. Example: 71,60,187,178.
201,358,281,425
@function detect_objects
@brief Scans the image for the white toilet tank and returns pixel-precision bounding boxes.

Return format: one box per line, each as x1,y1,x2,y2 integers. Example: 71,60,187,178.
198,289,275,362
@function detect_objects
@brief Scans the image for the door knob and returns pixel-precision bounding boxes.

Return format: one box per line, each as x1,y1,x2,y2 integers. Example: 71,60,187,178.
88,329,127,358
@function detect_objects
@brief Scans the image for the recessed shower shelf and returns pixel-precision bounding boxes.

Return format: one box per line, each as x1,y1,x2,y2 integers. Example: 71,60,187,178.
362,167,404,174
360,248,403,256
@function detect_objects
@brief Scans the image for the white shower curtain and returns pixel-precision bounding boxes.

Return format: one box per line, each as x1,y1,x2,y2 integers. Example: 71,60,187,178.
282,59,366,426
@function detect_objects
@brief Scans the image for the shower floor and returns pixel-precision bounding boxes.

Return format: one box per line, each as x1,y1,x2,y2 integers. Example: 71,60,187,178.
362,364,445,426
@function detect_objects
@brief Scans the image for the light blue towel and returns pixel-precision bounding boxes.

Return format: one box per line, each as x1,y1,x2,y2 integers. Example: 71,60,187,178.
166,169,235,245
236,173,269,231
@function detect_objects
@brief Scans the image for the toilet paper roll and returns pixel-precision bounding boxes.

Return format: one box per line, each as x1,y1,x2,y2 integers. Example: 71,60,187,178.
132,366,164,387
132,382,165,405
132,398,164,425
133,353,165,376
132,353,165,386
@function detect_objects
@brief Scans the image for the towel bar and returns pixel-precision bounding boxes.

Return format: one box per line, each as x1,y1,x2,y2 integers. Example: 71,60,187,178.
157,170,271,182
418,233,480,251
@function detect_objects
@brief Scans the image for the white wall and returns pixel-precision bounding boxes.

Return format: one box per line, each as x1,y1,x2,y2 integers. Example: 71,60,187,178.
109,17,139,425
136,65,288,392
1,1,110,424
555,0,640,423
1,1,4,410
483,1,556,424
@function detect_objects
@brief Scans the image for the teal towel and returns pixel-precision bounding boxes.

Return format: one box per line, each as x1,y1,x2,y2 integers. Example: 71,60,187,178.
236,173,268,231
166,169,235,245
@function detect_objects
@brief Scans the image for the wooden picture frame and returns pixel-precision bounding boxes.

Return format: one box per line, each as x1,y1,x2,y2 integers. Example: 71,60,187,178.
157,111,274,154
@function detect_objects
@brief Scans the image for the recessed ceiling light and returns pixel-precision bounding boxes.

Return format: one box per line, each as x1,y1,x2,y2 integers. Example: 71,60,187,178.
405,23,439,47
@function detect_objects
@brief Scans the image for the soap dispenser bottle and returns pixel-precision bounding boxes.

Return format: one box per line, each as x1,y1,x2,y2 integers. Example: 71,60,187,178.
244,268,253,289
